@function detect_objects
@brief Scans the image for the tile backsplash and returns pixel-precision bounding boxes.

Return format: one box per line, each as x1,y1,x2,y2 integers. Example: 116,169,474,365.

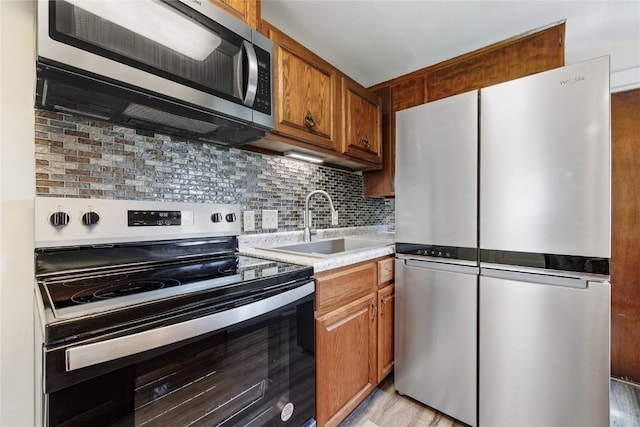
35,110,395,232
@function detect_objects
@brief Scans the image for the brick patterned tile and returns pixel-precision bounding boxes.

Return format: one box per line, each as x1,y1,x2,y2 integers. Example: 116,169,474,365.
34,109,395,231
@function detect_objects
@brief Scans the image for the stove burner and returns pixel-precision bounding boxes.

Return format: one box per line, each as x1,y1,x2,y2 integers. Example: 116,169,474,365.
71,279,180,304
63,272,131,287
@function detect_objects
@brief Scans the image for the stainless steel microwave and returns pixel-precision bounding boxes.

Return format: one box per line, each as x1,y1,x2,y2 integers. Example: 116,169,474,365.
36,0,274,146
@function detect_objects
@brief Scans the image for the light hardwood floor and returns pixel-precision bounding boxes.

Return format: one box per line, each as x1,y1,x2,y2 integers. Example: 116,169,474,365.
611,378,640,427
340,374,464,427
340,375,640,427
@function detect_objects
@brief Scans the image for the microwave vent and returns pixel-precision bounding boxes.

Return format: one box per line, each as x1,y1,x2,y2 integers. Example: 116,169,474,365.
53,105,111,121
123,103,220,135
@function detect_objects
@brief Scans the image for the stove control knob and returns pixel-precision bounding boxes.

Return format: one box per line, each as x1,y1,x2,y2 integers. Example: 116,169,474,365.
211,212,223,223
225,213,236,222
49,211,70,227
82,211,100,226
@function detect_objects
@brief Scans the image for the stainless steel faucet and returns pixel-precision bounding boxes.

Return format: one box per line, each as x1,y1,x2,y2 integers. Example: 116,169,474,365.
303,190,336,242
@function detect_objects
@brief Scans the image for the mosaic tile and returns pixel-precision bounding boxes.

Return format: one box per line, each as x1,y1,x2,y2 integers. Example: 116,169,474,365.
34,109,395,232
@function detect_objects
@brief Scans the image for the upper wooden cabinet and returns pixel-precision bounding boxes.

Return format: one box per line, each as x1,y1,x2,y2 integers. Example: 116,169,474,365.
392,76,425,112
268,24,338,150
363,86,394,197
341,76,382,164
363,22,566,197
425,24,566,102
209,0,261,29
249,21,383,171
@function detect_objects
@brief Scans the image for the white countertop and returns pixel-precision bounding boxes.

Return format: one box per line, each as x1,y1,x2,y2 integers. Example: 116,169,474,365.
239,226,395,273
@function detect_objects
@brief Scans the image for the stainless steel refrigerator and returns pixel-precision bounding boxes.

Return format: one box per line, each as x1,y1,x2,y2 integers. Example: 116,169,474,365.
394,56,611,427
478,56,611,426
395,90,479,427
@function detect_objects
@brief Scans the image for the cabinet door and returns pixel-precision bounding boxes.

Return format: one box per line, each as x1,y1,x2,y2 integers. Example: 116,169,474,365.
377,284,394,383
316,294,377,427
363,86,394,197
269,27,337,150
342,77,382,164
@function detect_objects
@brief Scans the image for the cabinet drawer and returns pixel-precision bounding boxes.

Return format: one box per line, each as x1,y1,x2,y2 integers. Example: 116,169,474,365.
377,257,394,285
315,262,377,314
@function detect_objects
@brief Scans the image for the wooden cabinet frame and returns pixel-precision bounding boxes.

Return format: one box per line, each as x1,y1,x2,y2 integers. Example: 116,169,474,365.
209,0,261,29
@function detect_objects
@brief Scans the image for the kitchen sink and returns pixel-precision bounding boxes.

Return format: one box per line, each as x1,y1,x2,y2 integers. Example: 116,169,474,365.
259,237,389,258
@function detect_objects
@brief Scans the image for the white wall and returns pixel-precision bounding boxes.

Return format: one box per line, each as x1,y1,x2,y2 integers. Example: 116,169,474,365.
0,0,36,425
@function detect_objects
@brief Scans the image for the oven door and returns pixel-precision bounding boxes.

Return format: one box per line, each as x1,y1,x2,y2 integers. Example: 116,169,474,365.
41,282,315,427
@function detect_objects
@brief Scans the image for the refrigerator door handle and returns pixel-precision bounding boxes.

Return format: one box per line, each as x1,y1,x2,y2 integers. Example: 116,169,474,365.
401,257,479,275
481,267,588,289
397,253,478,267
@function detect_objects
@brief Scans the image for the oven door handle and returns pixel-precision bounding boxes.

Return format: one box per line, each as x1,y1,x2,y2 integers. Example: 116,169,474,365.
65,281,314,372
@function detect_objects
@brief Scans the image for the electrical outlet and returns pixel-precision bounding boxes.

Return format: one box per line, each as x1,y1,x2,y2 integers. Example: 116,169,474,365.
243,210,255,232
331,210,339,226
262,210,278,229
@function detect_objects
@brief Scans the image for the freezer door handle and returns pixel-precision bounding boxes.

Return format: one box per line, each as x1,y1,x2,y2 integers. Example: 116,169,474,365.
480,267,588,289
400,257,479,275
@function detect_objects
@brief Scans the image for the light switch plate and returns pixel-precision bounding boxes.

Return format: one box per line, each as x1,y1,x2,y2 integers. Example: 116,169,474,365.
331,210,339,226
243,210,255,232
262,210,278,229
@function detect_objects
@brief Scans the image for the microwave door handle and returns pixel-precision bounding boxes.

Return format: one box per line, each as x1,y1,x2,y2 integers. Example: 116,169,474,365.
241,41,258,107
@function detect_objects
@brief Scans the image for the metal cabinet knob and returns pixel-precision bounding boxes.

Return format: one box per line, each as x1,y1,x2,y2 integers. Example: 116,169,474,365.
304,111,316,129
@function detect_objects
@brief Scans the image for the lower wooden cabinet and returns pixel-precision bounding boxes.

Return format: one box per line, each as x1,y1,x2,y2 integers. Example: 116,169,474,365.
377,283,395,383
314,256,395,427
316,294,377,427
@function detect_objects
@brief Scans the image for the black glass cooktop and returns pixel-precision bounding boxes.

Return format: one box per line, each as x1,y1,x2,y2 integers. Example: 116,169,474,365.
40,254,310,311
35,238,313,340
44,255,239,309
